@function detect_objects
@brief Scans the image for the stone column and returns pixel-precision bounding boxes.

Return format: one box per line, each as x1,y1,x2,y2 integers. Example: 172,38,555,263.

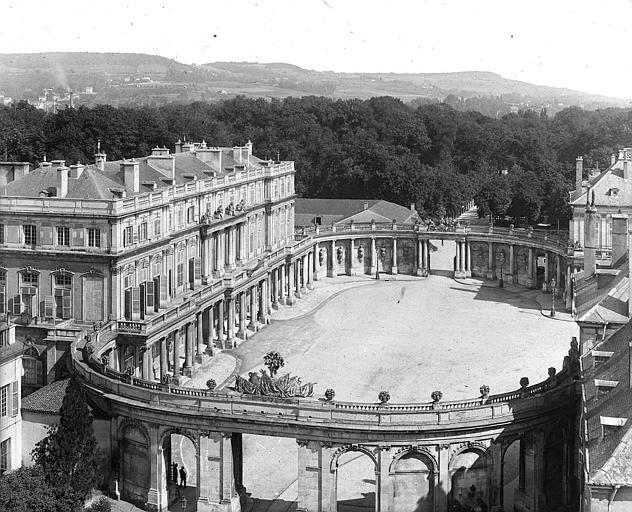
213,233,220,276
489,441,503,510
528,247,535,288
271,269,279,309
437,443,450,512
296,440,323,512
328,240,335,278
279,264,287,305
142,347,152,380
523,431,545,512
258,281,267,323
147,424,168,511
197,432,240,512
391,237,398,274
313,244,320,281
369,238,377,275
237,293,247,339
301,255,309,291
349,238,356,276
509,245,515,284
487,242,494,279
377,446,391,512
556,254,562,297
287,262,296,305
416,239,424,276
217,299,225,349
196,312,205,363
307,252,314,288
172,331,180,382
207,305,215,355
159,337,168,381
455,241,466,279
248,286,257,330
226,297,235,348
183,323,193,376
320,444,336,512
466,241,472,277
544,251,550,288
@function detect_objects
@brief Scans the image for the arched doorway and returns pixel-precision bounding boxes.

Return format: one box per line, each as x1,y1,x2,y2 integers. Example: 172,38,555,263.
335,448,377,512
544,428,566,509
450,448,488,511
161,430,198,510
391,450,436,511
502,439,521,512
120,422,150,507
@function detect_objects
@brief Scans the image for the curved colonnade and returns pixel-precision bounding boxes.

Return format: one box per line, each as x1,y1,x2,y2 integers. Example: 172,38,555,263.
75,223,580,512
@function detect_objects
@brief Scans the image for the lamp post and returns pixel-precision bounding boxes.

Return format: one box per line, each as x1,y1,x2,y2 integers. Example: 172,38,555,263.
181,497,187,511
550,278,557,317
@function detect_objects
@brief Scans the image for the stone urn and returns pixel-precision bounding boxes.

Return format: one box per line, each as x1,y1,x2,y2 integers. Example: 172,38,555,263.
479,385,490,400
520,377,529,389
206,379,217,391
378,391,390,404
325,388,335,401
431,390,443,408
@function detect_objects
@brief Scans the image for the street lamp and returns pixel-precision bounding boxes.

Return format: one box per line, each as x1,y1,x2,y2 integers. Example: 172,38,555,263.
181,497,188,511
550,278,557,317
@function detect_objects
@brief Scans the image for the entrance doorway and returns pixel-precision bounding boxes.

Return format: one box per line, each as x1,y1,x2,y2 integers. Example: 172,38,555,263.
335,450,376,511
161,431,198,511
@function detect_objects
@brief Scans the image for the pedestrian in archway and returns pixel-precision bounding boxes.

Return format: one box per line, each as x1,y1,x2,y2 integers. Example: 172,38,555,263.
171,462,178,486
179,465,187,488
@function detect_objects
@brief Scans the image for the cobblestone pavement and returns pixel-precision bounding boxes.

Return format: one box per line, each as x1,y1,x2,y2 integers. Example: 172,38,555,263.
180,240,578,510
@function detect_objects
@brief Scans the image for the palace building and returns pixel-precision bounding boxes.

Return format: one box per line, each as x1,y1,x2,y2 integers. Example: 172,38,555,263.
0,140,299,387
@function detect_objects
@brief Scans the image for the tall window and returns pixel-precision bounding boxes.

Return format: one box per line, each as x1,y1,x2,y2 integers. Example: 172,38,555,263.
22,346,43,387
0,224,4,244
87,227,100,247
176,249,184,288
0,269,5,317
20,272,38,316
0,382,17,418
138,222,147,242
23,224,37,245
54,274,72,319
57,226,70,246
187,206,195,223
0,438,10,475
154,218,161,237
123,226,133,247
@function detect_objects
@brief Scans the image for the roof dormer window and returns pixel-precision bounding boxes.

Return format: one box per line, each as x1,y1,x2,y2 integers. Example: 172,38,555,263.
591,350,614,368
594,379,618,398
601,416,627,438
608,188,619,196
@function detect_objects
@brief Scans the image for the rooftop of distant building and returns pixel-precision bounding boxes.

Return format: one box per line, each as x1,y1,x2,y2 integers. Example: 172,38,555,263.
295,198,418,227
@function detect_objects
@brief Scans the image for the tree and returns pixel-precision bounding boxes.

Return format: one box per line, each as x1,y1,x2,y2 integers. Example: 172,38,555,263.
0,466,57,512
264,351,285,377
32,377,102,511
474,174,513,221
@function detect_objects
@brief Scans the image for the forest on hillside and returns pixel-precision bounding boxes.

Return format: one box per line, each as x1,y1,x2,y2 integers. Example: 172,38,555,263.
1,97,632,225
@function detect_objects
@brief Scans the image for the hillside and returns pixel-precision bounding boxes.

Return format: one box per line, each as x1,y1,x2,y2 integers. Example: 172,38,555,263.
0,52,627,115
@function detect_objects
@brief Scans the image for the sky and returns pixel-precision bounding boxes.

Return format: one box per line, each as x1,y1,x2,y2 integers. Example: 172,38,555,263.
2,0,631,98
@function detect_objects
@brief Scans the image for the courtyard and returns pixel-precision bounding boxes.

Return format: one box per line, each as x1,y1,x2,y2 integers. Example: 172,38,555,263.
180,241,578,511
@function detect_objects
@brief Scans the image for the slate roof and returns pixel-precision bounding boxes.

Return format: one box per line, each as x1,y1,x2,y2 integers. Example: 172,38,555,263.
578,275,630,325
583,319,632,486
0,340,23,365
21,378,69,414
295,198,417,227
571,158,632,209
0,147,272,200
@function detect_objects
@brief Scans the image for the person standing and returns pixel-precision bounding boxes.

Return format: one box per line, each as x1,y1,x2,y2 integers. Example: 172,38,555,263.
172,462,178,486
179,465,187,488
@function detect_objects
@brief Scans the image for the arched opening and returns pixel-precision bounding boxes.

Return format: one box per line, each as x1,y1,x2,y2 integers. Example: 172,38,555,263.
502,439,522,512
391,451,435,512
161,431,198,509
450,449,488,511
336,449,376,512
544,428,566,509
120,424,150,507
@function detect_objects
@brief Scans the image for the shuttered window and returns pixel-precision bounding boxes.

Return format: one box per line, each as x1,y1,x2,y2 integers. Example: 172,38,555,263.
87,228,100,247
23,224,37,245
11,381,18,417
57,226,70,246
71,228,85,247
0,438,10,475
131,286,141,320
145,281,154,313
0,224,4,244
123,226,133,247
83,276,104,321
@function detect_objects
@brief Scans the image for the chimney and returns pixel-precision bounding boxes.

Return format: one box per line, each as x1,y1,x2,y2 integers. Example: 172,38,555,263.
363,201,369,210
611,154,616,166
56,166,69,198
410,203,416,212
232,146,242,164
246,140,253,157
625,154,632,179
121,160,140,194
200,140,207,149
151,146,169,156
584,189,598,277
147,155,176,181
575,156,583,194
51,159,65,168
69,163,85,179
174,139,182,154
196,147,222,171
94,140,106,171
611,214,628,266
240,146,250,166
182,142,194,153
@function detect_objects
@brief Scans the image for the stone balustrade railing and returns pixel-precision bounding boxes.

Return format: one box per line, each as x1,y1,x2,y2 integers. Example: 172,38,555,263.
74,339,573,431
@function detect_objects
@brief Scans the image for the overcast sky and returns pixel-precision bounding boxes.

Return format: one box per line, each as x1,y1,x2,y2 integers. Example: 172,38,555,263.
2,0,630,98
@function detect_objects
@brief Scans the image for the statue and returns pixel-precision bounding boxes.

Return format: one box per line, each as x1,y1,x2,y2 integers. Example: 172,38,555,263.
233,368,314,398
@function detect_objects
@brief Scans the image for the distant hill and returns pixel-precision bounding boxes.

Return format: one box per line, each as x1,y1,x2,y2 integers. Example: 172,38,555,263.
0,52,628,115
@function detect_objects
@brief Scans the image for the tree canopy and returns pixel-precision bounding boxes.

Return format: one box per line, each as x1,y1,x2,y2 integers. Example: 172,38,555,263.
2,97,630,225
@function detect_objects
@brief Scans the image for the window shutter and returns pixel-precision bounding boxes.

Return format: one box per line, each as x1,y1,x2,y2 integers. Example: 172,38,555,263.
145,281,154,313
44,295,55,318
12,294,21,315
194,257,201,280
6,224,19,244
40,225,53,245
124,288,132,320
133,232,139,244
72,228,85,247
139,283,146,320
147,221,153,240
188,258,195,285
62,290,72,319
0,285,5,315
11,381,18,417
159,275,167,303
36,360,43,386
153,277,160,311
131,286,141,320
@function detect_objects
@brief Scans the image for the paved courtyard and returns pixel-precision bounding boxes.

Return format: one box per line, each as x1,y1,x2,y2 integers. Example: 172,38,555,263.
186,241,578,511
